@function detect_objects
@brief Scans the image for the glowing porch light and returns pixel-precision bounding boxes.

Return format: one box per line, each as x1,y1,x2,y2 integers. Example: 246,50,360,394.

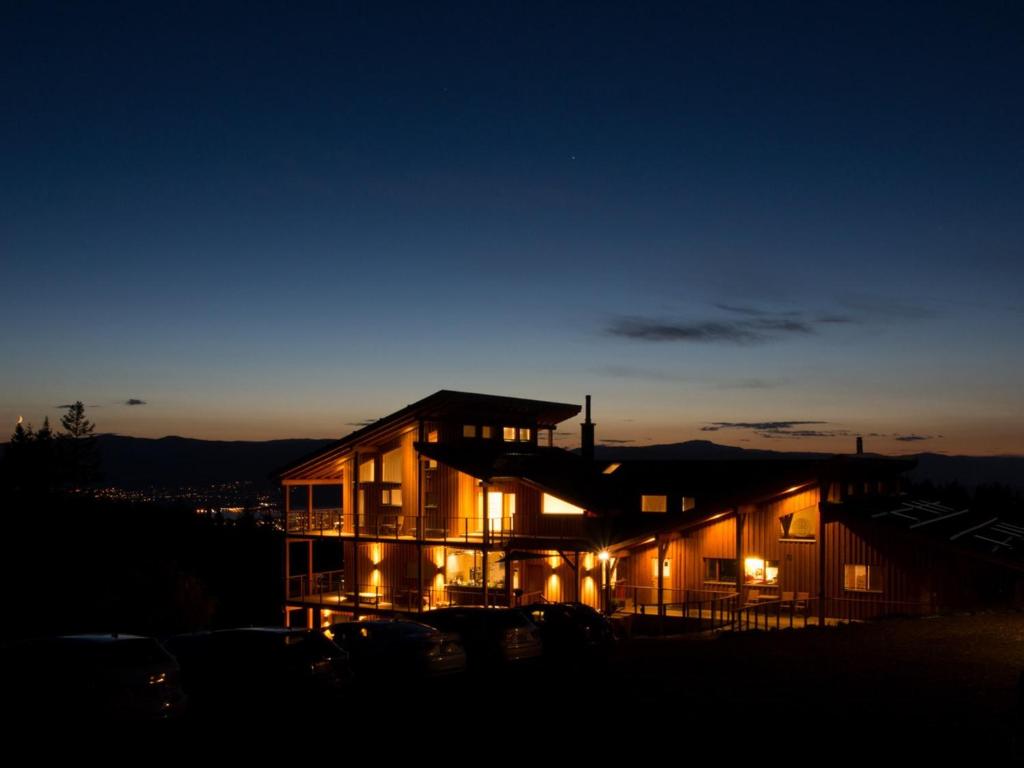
598,550,610,563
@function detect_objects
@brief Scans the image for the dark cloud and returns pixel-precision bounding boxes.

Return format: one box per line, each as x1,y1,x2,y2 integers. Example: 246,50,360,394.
703,421,827,432
599,438,635,444
758,429,853,439
607,310,813,345
346,419,378,427
716,378,783,390
893,434,931,442
125,398,146,406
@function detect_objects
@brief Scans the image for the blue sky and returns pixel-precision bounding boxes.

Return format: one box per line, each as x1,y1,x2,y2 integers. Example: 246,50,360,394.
2,2,1022,453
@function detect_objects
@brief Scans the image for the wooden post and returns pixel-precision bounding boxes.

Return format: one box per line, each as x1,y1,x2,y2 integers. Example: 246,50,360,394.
734,507,743,626
284,538,291,627
818,483,827,627
353,450,360,610
574,551,580,603
482,481,489,608
417,421,424,612
657,537,667,635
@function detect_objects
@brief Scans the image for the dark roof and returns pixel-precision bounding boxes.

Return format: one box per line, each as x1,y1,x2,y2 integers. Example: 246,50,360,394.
832,496,1024,571
276,390,581,480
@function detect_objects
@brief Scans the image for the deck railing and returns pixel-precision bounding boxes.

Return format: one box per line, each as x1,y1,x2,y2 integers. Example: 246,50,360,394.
285,511,517,543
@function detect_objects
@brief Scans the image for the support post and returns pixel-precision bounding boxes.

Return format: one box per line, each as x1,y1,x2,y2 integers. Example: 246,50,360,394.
734,507,743,626
818,483,827,627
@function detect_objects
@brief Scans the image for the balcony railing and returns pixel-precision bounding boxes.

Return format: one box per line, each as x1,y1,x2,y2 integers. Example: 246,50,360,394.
285,512,517,543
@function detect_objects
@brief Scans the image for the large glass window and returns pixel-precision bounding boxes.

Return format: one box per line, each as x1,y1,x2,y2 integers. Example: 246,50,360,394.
359,457,375,483
381,448,402,483
445,549,505,589
704,558,738,583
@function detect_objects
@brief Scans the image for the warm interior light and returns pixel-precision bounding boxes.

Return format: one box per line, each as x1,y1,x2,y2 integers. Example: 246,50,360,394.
598,550,610,563
603,462,621,475
542,493,585,515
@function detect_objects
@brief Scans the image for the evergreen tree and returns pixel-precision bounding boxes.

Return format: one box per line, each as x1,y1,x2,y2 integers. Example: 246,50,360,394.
61,402,95,439
59,401,99,488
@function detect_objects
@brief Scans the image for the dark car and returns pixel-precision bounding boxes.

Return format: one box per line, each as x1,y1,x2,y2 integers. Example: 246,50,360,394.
326,619,466,682
522,602,615,663
416,607,542,669
2,634,187,721
165,627,350,717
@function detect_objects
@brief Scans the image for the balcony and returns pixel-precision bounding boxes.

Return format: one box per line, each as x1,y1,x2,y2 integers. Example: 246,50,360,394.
285,511,516,544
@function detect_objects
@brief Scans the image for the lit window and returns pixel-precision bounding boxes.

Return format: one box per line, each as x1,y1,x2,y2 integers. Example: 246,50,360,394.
381,488,403,507
602,463,621,475
542,493,585,515
681,497,696,512
744,557,779,585
503,427,517,442
475,489,515,532
463,424,477,438
427,429,438,443
641,495,667,513
519,427,532,442
481,426,493,439
843,564,880,592
382,449,402,483
359,458,375,483
651,557,671,579
704,558,737,583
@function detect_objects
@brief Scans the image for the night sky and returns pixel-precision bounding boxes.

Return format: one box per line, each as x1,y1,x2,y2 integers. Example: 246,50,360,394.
3,2,1022,454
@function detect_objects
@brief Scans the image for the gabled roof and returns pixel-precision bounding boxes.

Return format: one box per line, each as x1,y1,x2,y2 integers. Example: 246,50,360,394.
275,390,580,480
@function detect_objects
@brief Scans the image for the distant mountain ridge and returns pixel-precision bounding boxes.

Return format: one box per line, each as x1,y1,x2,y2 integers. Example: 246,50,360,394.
2,435,1020,491
594,441,1024,490
94,434,335,488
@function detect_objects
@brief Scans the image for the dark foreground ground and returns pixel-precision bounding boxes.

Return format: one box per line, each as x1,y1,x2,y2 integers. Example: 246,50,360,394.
388,612,1024,757
22,612,1023,758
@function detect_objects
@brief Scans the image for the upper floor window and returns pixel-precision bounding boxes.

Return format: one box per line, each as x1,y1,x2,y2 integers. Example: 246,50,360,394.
463,425,477,438
359,457,375,483
519,427,532,442
427,429,439,443
382,448,402,484
542,493,585,515
641,495,667,513
681,497,696,512
503,427,517,442
481,426,493,439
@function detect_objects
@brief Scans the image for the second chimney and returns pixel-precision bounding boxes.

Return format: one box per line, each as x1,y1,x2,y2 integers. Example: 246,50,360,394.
581,395,596,461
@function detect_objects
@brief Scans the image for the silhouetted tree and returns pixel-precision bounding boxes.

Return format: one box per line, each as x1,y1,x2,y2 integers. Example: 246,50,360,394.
3,419,36,491
59,401,99,488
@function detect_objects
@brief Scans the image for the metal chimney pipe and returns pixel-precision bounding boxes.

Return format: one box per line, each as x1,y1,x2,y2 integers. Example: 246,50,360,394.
856,436,864,455
581,395,595,461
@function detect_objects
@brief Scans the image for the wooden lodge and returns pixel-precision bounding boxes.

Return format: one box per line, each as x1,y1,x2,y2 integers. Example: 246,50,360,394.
278,390,1024,630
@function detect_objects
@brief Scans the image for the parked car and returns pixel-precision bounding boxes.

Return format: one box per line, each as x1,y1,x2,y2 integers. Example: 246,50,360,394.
522,602,615,662
164,627,350,717
326,619,466,682
416,607,542,669
2,634,187,721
